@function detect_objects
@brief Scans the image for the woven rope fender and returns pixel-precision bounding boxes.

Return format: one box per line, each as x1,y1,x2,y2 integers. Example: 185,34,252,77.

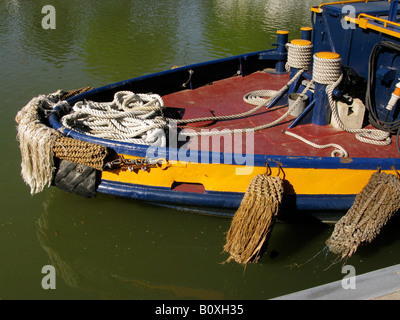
326,171,400,261
53,136,108,171
15,87,94,194
15,91,65,194
223,174,284,264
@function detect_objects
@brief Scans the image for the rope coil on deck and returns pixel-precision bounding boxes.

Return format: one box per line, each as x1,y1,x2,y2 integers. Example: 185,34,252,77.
178,69,309,137
326,76,391,146
61,91,170,146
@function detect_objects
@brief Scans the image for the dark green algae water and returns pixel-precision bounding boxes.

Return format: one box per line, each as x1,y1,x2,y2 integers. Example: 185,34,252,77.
1,0,400,300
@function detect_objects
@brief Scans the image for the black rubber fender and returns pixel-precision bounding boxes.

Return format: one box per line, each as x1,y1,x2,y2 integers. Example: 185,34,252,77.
52,159,100,198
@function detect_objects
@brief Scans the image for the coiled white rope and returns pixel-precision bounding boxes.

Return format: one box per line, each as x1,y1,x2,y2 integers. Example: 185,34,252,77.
286,42,314,71
313,53,390,145
173,42,313,133
172,68,305,128
60,42,315,141
239,41,313,115
61,91,170,146
312,54,342,85
326,75,391,146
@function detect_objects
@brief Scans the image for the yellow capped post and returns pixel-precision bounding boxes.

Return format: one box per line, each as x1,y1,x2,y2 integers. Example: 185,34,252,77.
315,51,341,60
276,30,290,35
290,39,312,46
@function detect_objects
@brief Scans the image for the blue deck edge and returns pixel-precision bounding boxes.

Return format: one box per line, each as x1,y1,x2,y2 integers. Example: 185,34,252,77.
98,179,356,214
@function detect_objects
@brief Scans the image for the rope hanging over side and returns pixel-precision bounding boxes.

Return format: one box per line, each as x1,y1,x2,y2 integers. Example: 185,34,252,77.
223,174,284,264
15,91,65,194
15,87,98,194
326,171,400,261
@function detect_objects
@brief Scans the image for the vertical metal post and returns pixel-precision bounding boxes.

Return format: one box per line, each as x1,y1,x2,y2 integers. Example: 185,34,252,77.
301,27,313,41
275,30,289,74
389,0,399,22
311,52,341,126
287,39,312,95
312,83,331,125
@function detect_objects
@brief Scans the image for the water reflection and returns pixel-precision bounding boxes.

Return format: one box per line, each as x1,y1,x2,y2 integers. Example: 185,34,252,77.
2,0,323,86
36,188,360,299
37,189,231,299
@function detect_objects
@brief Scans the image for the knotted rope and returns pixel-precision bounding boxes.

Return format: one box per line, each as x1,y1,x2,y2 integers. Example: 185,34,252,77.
326,171,400,261
178,42,314,137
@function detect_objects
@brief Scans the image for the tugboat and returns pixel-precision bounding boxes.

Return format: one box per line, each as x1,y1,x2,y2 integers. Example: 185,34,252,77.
16,0,400,223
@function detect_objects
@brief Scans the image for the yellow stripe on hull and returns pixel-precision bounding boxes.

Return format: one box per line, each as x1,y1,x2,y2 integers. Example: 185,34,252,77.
102,155,396,195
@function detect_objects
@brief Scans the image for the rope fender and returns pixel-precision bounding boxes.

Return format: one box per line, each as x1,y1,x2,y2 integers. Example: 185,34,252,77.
326,171,400,261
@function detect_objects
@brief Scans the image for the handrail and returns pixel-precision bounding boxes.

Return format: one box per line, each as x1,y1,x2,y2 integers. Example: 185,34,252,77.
358,13,400,27
344,13,400,38
311,0,380,13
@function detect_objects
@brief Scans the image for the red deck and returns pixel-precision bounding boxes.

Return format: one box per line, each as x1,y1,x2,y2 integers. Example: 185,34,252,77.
163,71,398,159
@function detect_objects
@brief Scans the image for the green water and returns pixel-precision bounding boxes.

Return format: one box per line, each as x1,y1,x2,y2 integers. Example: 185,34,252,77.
1,0,400,300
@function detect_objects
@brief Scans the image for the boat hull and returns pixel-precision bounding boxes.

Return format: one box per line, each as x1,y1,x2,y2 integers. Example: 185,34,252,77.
95,149,399,220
